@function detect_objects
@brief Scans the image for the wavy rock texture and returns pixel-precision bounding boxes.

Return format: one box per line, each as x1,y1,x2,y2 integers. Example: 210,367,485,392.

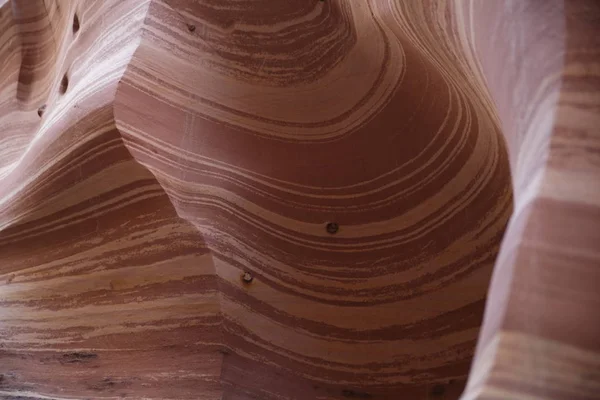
0,1,597,400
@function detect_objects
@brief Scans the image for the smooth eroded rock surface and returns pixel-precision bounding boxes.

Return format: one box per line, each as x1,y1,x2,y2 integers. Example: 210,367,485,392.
0,1,598,399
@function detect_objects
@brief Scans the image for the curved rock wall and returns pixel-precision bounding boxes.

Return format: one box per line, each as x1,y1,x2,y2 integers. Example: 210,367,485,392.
457,2,600,399
0,1,597,399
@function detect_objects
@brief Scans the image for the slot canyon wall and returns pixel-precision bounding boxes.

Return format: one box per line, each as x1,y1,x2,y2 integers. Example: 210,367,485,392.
0,0,598,399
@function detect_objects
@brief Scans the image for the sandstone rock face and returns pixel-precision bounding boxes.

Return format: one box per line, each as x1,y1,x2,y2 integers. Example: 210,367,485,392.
0,1,597,399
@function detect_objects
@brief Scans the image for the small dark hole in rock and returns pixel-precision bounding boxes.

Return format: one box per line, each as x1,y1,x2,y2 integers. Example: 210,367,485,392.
242,272,253,284
341,389,372,399
37,104,46,117
326,222,339,234
187,24,196,32
59,75,69,94
103,377,115,386
73,13,80,34
62,352,97,364
431,384,446,396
